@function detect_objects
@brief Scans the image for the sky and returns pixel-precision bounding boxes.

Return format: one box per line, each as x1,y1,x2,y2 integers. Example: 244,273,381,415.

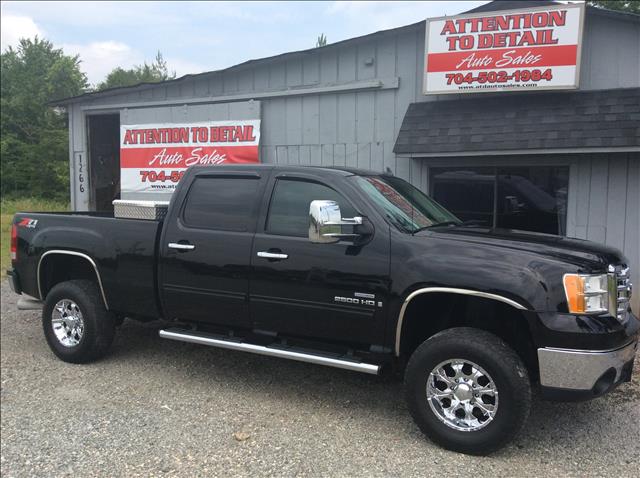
1,1,488,86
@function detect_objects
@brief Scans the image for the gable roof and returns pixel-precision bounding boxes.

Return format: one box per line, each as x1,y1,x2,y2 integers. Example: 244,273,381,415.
393,88,640,156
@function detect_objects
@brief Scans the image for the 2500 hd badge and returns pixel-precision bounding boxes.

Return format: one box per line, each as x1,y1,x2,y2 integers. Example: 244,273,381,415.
7,165,638,455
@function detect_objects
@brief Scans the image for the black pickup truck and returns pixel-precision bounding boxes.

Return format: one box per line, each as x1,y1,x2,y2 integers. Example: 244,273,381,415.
7,165,638,455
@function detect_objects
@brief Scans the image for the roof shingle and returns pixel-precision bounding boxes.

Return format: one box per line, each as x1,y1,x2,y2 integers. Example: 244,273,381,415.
393,88,640,155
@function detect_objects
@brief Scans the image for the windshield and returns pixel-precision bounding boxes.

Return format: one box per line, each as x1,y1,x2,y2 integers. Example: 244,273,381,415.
352,175,460,233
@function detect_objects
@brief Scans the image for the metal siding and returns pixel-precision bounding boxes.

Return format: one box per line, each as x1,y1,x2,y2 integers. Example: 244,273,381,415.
276,145,288,164
320,50,338,83
286,59,303,86
309,144,321,166
338,45,357,82
623,156,640,314
580,14,640,90
303,55,320,85
238,70,253,92
302,95,320,145
223,72,239,93
357,143,371,170
356,92,375,143
395,30,418,138
337,94,356,144
371,141,384,172
299,145,311,166
357,42,376,80
319,95,338,144
574,158,592,239
587,158,608,244
253,65,269,91
605,157,628,251
269,63,286,89
322,143,334,166
285,97,303,145
345,143,358,168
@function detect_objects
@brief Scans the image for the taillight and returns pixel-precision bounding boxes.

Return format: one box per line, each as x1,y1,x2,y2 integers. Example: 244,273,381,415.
10,224,18,261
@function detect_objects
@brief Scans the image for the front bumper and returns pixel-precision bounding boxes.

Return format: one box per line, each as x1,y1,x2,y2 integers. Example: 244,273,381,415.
538,338,638,401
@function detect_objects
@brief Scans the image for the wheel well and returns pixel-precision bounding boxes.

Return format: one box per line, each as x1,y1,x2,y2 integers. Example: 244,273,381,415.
39,254,105,307
398,293,538,379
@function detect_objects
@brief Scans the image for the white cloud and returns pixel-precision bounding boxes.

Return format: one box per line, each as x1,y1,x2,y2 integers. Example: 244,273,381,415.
1,14,44,50
62,41,143,85
166,57,210,78
327,1,487,32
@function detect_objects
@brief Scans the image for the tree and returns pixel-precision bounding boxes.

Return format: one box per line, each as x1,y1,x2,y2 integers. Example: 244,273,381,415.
588,1,640,14
316,34,327,48
97,51,176,90
1,37,88,200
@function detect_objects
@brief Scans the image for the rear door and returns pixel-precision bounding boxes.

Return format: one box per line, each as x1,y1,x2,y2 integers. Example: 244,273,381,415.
159,168,269,328
249,172,391,345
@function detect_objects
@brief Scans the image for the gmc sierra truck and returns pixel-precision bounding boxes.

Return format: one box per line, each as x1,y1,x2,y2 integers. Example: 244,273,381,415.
7,165,638,455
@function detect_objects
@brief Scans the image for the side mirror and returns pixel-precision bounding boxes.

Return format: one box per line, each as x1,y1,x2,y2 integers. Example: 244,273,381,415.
309,200,363,244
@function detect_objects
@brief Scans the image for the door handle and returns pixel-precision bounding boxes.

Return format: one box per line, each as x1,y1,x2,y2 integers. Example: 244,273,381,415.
168,242,195,251
257,251,288,260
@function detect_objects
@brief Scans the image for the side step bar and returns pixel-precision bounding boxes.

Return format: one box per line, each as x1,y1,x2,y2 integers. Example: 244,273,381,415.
159,328,380,375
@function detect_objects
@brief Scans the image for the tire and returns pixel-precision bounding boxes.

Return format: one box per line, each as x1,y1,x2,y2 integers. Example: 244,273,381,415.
404,327,531,455
42,280,116,364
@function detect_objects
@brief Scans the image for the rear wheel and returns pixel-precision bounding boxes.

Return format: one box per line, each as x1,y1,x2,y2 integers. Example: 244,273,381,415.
42,280,116,363
404,327,531,455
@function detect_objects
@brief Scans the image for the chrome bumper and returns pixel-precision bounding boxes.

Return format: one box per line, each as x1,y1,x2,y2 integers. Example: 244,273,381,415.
538,339,638,392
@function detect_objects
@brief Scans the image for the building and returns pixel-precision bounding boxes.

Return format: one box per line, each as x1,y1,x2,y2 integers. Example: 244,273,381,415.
54,1,639,313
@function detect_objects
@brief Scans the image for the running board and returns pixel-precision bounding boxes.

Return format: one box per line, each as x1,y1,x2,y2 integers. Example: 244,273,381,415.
159,328,380,375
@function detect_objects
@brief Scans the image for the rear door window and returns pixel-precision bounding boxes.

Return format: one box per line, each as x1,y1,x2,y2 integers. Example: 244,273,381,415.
182,176,260,231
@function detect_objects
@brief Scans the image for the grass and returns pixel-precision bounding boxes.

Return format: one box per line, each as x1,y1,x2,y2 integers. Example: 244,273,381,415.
1,197,69,274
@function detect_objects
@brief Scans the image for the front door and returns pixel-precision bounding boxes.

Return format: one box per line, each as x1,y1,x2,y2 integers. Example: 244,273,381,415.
250,174,390,346
160,170,268,328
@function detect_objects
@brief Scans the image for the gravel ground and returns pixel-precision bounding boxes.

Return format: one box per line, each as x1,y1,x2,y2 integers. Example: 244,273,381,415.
1,279,639,477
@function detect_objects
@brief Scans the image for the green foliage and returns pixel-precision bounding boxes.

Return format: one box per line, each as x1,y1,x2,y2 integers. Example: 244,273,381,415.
316,34,327,48
588,1,640,14
1,37,88,200
97,51,176,90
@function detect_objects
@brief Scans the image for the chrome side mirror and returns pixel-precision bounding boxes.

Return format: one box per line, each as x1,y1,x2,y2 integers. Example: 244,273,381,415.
309,200,362,244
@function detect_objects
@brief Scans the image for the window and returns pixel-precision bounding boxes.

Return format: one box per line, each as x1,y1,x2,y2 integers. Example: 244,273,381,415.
430,166,569,235
183,176,260,231
267,179,356,237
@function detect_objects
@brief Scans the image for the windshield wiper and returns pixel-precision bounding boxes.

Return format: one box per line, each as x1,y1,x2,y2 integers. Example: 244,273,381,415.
412,220,467,233
413,220,487,233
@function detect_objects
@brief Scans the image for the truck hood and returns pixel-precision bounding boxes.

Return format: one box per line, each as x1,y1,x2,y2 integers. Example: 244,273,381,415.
421,226,624,271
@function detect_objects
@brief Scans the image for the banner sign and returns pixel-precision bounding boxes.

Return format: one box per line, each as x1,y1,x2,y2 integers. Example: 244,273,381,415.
120,119,261,194
423,3,584,94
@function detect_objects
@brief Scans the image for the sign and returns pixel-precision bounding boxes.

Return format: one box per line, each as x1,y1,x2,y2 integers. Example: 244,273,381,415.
120,119,261,194
423,3,584,94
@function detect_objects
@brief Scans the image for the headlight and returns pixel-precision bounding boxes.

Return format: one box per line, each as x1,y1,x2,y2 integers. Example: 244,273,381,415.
563,273,610,314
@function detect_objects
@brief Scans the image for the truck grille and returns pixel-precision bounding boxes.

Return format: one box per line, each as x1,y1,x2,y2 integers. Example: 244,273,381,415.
609,265,632,321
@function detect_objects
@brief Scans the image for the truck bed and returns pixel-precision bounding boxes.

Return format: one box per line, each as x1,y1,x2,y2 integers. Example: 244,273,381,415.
12,212,163,319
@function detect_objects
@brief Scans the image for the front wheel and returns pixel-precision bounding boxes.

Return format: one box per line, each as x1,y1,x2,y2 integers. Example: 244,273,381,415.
404,327,531,455
42,280,116,363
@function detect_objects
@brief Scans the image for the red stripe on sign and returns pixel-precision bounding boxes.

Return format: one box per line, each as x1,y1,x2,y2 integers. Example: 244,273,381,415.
426,45,578,72
121,146,259,168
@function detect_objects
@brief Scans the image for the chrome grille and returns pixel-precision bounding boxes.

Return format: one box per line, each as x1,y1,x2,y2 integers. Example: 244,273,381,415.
609,265,632,321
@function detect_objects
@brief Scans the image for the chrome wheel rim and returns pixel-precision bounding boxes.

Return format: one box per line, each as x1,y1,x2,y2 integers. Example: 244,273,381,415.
51,299,85,347
426,359,499,432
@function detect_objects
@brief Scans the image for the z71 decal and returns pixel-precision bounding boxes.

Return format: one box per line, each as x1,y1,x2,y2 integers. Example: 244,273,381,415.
17,218,38,229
